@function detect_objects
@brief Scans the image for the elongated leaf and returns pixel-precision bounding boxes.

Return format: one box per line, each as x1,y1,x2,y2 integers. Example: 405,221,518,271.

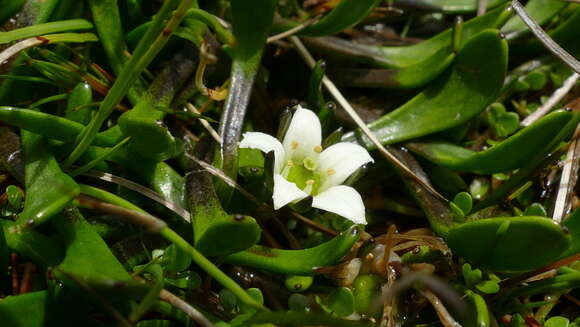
0,289,92,327
217,0,277,200
447,216,570,271
0,19,93,44
53,208,148,298
343,29,508,148
298,0,382,37
406,110,574,173
224,226,360,275
395,0,507,14
15,131,79,229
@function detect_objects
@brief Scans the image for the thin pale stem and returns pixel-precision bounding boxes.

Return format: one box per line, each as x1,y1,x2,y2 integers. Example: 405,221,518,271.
80,170,191,222
552,124,580,223
511,0,580,74
186,103,222,143
0,38,44,63
289,36,448,203
477,0,488,16
267,17,320,43
1,32,96,63
158,288,216,327
421,290,460,327
522,72,579,127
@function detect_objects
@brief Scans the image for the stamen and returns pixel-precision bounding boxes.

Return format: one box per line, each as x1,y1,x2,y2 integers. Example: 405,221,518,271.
291,141,299,149
327,168,336,176
313,145,322,153
281,160,294,178
303,179,315,194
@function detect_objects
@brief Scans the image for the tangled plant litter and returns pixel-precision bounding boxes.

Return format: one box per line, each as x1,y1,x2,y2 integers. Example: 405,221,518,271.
0,0,579,326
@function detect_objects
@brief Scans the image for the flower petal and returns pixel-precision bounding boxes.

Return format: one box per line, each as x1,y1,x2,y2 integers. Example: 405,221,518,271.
272,174,308,209
239,132,285,173
312,185,367,225
317,142,374,192
282,106,322,163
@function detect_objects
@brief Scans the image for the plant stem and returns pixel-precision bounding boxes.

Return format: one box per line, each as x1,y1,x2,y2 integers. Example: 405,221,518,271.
76,195,265,311
62,0,193,168
159,228,265,310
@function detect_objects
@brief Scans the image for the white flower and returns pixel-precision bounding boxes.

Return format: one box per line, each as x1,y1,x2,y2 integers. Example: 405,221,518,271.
239,106,374,224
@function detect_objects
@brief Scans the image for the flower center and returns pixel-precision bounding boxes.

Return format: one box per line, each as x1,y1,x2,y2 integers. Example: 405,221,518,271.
303,157,317,171
282,156,321,195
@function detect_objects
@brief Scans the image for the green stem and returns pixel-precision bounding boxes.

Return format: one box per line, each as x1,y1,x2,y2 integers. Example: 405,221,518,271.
28,93,68,108
69,137,131,177
0,19,93,44
76,189,264,311
185,8,234,45
62,0,192,168
159,227,266,311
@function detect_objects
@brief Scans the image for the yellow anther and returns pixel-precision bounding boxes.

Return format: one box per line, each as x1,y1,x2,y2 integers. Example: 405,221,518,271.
313,145,322,153
291,141,299,149
327,168,336,176
287,160,294,167
306,179,314,185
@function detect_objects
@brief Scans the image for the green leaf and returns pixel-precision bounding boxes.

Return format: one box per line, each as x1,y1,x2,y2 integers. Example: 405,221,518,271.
447,216,570,271
285,275,314,293
545,316,570,327
219,289,238,313
353,274,383,317
288,294,308,312
216,0,277,201
297,0,382,37
395,0,507,14
475,280,500,294
453,192,473,215
487,103,520,137
321,287,355,317
187,169,261,257
407,110,576,174
15,131,79,230
0,19,93,44
503,0,568,35
510,314,526,327
0,289,92,327
523,203,547,217
250,311,374,327
0,220,7,280
224,226,360,275
345,29,508,148
229,0,277,60
462,263,482,287
161,244,192,273
53,208,145,297
450,201,465,222
465,290,491,327
559,209,580,258
164,271,201,290
239,288,264,314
